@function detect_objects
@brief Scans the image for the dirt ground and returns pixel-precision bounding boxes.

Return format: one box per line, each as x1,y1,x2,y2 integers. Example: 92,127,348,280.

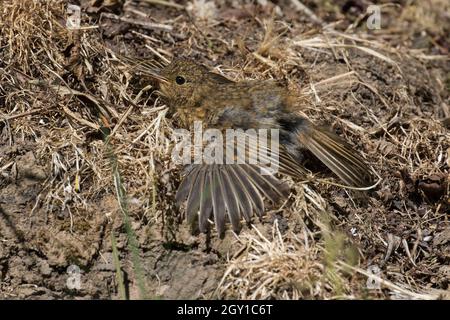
0,0,449,299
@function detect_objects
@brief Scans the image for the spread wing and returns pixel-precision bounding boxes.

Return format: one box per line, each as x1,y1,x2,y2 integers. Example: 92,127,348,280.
174,104,310,236
175,163,289,236
294,121,375,188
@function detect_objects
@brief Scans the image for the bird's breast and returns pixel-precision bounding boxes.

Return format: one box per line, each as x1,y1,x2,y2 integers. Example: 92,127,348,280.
176,104,211,128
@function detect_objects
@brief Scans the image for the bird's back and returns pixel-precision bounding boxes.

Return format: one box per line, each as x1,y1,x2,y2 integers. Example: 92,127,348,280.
203,80,291,129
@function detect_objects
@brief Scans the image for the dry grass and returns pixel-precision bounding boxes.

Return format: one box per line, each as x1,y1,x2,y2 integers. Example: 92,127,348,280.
0,0,448,299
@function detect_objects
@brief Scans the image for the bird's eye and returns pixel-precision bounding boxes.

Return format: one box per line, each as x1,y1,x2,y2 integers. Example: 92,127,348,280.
175,76,186,85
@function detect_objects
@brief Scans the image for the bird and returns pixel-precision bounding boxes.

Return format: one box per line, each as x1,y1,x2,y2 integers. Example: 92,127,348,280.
125,57,375,236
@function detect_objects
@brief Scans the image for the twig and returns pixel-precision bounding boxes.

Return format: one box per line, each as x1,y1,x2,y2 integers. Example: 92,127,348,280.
0,161,14,174
140,0,184,10
145,44,171,64
108,84,155,140
290,0,324,26
252,52,278,68
337,261,439,300
49,85,119,119
100,12,173,32
62,105,100,131
0,108,44,121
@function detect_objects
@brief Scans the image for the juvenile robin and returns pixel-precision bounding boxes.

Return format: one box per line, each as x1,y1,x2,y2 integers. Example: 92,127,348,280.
130,57,375,236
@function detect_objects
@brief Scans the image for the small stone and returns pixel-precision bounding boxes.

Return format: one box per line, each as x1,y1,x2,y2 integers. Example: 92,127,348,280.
40,260,52,276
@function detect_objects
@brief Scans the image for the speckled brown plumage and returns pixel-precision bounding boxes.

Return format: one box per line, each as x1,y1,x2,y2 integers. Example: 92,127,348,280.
157,58,374,236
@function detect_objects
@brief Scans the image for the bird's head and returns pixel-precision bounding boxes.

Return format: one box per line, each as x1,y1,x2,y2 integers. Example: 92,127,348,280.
158,58,233,107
